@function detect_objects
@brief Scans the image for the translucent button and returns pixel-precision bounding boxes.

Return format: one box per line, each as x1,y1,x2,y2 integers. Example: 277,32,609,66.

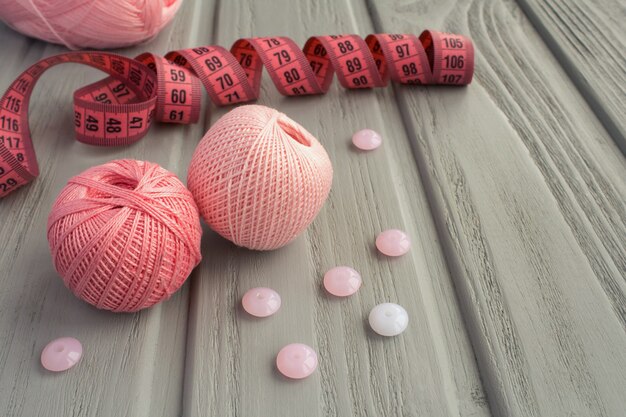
242,287,281,317
352,129,382,150
376,229,411,256
323,266,362,297
276,343,318,379
41,337,83,372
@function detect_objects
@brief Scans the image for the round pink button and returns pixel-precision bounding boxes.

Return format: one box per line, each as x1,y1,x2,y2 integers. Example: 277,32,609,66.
242,287,281,317
323,266,362,297
276,343,318,379
352,129,382,150
41,337,83,372
376,229,411,256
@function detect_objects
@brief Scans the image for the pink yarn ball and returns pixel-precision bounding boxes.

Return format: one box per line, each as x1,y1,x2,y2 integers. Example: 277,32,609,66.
47,159,202,312
187,105,333,251
0,0,182,50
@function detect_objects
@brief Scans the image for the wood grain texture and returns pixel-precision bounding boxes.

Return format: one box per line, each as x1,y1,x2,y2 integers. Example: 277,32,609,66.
366,0,626,415
182,1,489,416
1,0,625,415
515,0,626,154
0,1,214,415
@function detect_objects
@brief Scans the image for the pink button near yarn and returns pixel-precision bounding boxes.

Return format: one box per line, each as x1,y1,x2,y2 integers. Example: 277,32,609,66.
276,343,318,379
41,337,83,372
352,129,382,150
323,266,362,297
242,287,282,317
376,229,411,257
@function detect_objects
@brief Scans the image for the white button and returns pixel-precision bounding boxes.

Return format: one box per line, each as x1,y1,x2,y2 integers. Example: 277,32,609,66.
368,303,409,336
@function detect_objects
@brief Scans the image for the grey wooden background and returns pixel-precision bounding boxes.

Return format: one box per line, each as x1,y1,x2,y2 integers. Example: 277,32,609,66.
0,0,624,416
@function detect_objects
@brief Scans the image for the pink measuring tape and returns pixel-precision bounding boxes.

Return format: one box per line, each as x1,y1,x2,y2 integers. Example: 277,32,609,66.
0,31,474,198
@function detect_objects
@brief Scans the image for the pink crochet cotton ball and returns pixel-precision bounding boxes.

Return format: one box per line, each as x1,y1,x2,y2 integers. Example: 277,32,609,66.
0,0,182,50
187,105,333,250
47,159,202,312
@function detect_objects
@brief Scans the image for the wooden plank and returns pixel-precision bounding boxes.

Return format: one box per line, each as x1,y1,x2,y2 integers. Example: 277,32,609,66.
366,0,626,415
182,1,490,416
516,0,626,154
0,0,214,415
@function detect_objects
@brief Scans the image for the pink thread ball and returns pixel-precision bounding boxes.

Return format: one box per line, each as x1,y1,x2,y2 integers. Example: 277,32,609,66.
187,105,333,251
0,0,182,50
47,159,202,312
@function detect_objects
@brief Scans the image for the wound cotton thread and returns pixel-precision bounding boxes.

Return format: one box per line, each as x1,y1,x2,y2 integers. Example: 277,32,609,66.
187,105,333,251
47,159,202,312
0,0,182,49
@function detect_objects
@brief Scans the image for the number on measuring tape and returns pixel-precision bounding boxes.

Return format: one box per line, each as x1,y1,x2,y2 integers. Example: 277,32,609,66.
0,30,473,198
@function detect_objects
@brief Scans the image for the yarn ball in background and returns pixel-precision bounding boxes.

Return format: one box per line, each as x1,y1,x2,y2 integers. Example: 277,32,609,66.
0,0,182,50
47,159,202,312
187,105,333,251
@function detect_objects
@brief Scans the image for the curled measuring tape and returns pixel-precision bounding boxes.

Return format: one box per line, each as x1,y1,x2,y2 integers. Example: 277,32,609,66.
0,30,474,198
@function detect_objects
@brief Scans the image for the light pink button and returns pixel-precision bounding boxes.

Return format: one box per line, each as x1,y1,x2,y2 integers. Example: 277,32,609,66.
323,266,362,297
352,129,382,150
376,229,411,256
41,337,83,372
276,343,318,379
242,287,281,317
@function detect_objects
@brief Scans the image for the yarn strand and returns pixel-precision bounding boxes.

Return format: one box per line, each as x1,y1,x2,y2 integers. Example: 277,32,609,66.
0,0,183,49
47,159,202,312
187,105,333,251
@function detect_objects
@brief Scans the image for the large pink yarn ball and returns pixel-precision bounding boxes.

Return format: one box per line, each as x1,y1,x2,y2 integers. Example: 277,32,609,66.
187,105,333,250
0,0,182,50
47,159,202,312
